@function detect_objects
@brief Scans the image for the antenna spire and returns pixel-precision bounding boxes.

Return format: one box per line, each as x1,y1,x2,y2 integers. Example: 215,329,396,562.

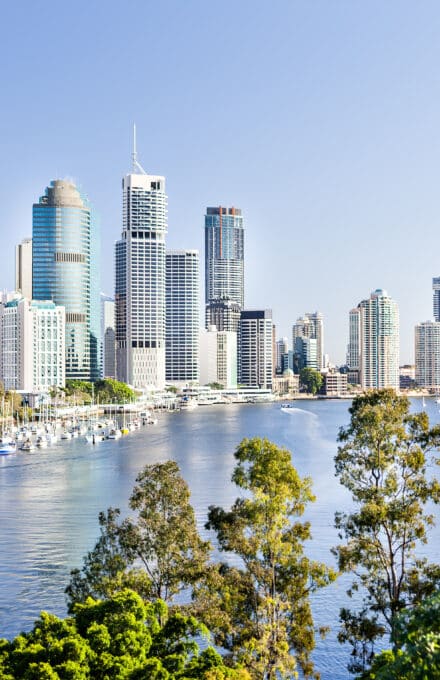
131,123,147,174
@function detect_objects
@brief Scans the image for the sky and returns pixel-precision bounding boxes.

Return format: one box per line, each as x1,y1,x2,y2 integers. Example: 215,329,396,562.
2,0,440,364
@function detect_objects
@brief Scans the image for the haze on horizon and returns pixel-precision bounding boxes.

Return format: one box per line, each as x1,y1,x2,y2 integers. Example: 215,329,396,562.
1,0,440,364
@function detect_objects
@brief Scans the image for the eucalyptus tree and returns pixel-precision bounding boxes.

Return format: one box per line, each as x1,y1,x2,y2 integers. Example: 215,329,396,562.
334,389,440,673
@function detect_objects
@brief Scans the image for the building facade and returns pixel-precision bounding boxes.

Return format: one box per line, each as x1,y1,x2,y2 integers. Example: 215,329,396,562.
238,310,273,389
433,277,440,322
199,326,237,389
15,238,33,300
292,312,324,370
115,170,167,389
101,294,116,379
415,321,440,389
166,250,199,384
205,297,241,334
32,180,100,381
276,337,289,373
352,289,399,390
205,207,244,310
0,297,65,392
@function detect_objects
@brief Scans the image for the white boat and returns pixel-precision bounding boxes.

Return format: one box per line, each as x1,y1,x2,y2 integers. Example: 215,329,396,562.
85,432,105,444
60,431,72,440
36,436,48,448
108,428,122,439
0,442,16,455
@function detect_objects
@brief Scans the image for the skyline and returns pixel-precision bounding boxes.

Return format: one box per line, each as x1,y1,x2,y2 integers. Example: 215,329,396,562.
3,1,440,363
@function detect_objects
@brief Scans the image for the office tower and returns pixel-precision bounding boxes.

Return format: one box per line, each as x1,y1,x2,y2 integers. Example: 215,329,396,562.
115,147,167,389
351,289,399,389
200,325,237,388
415,321,440,389
0,297,65,392
166,250,199,383
205,297,241,333
276,337,289,373
15,238,32,299
101,294,116,379
294,336,318,371
205,206,244,311
347,307,361,383
433,277,440,322
292,312,324,370
238,310,273,389
32,179,100,381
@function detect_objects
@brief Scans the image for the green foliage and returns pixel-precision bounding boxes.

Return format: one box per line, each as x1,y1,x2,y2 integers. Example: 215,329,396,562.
358,591,440,679
207,383,224,391
299,368,322,395
200,437,335,679
67,462,211,609
334,389,440,674
64,379,137,404
0,589,250,679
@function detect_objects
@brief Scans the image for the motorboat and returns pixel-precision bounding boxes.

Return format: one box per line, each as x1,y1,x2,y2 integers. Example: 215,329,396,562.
0,441,17,455
60,430,72,440
36,436,48,448
21,439,35,452
108,428,122,439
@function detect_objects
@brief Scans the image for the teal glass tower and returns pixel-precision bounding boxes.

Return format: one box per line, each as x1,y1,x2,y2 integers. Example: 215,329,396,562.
205,206,244,309
32,180,101,381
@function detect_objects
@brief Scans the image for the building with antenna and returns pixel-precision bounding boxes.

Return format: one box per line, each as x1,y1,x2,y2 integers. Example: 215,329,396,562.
115,128,167,389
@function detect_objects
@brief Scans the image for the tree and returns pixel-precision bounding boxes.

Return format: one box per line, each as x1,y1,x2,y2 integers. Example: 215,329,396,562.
299,368,322,395
201,437,335,680
358,591,440,679
93,379,138,404
67,461,211,609
0,589,251,679
334,389,440,674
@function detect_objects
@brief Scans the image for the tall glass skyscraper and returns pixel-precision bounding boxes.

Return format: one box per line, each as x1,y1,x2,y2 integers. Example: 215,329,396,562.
32,180,100,381
115,169,167,389
205,206,244,315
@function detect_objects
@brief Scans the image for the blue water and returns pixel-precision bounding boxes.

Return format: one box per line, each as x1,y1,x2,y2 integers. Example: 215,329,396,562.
0,398,439,679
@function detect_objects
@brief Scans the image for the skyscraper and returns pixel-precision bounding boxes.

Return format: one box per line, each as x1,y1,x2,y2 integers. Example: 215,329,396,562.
166,250,199,384
205,297,241,333
292,312,324,370
15,238,32,300
115,147,167,389
32,180,100,381
205,206,244,313
351,289,399,390
238,310,273,389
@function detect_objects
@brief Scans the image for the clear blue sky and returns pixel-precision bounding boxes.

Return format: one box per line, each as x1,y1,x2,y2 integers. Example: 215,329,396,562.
2,0,440,363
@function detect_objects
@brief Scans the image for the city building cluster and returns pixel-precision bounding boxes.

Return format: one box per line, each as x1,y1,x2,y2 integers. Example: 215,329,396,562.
2,145,439,400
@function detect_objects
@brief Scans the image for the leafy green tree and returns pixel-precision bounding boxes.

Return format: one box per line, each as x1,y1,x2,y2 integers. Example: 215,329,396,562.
334,389,440,674
358,591,440,679
201,437,335,680
93,379,138,404
299,368,322,395
0,589,251,679
67,462,211,609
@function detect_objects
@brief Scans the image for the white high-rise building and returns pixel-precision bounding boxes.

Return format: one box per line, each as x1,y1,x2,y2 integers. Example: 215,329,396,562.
415,321,440,389
200,325,237,389
166,250,199,384
351,289,399,390
15,238,33,300
292,312,324,370
0,297,65,392
115,146,167,389
238,310,273,389
433,277,440,322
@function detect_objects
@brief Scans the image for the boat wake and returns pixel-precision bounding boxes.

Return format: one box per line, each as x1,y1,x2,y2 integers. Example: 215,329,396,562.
280,406,317,417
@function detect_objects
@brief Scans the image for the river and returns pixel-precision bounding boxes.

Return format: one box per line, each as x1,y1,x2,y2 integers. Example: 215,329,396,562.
0,398,439,678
